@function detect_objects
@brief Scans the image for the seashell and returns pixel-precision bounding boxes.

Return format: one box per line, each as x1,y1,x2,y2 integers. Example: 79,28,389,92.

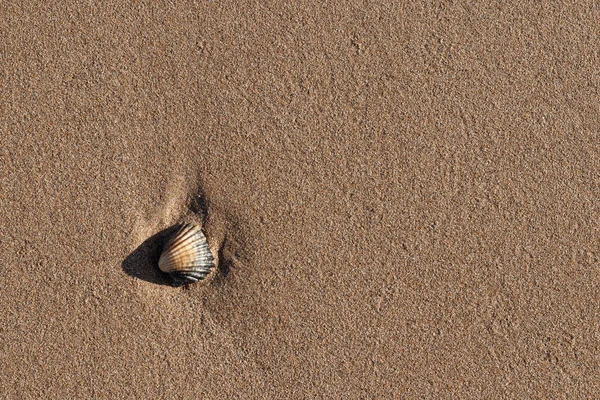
158,222,215,285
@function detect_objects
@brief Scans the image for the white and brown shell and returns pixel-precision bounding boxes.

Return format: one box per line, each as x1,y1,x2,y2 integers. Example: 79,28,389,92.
158,223,215,285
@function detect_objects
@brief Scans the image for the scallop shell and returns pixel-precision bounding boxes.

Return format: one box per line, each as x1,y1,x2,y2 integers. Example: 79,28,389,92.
158,223,215,285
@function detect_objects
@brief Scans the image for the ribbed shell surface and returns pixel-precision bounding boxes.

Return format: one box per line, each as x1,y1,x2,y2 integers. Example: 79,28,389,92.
158,223,215,284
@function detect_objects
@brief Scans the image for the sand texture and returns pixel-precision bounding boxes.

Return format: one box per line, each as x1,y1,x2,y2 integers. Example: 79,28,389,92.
2,1,600,398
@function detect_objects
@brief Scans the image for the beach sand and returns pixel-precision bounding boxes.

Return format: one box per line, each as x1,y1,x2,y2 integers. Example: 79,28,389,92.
2,1,600,398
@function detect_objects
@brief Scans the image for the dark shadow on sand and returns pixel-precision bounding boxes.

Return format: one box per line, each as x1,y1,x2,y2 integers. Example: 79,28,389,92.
121,226,178,286
217,237,231,279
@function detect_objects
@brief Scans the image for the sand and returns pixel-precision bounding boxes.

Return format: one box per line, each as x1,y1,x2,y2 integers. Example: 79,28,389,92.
2,1,600,398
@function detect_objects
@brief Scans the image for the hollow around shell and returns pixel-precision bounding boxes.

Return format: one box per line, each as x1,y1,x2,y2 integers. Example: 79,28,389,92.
158,223,215,285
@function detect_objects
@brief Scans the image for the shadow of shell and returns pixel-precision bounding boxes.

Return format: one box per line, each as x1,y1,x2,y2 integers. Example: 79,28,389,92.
121,226,178,286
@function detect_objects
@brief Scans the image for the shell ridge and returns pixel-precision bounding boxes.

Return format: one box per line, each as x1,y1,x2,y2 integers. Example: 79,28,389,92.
163,230,209,258
157,223,216,284
159,245,212,267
